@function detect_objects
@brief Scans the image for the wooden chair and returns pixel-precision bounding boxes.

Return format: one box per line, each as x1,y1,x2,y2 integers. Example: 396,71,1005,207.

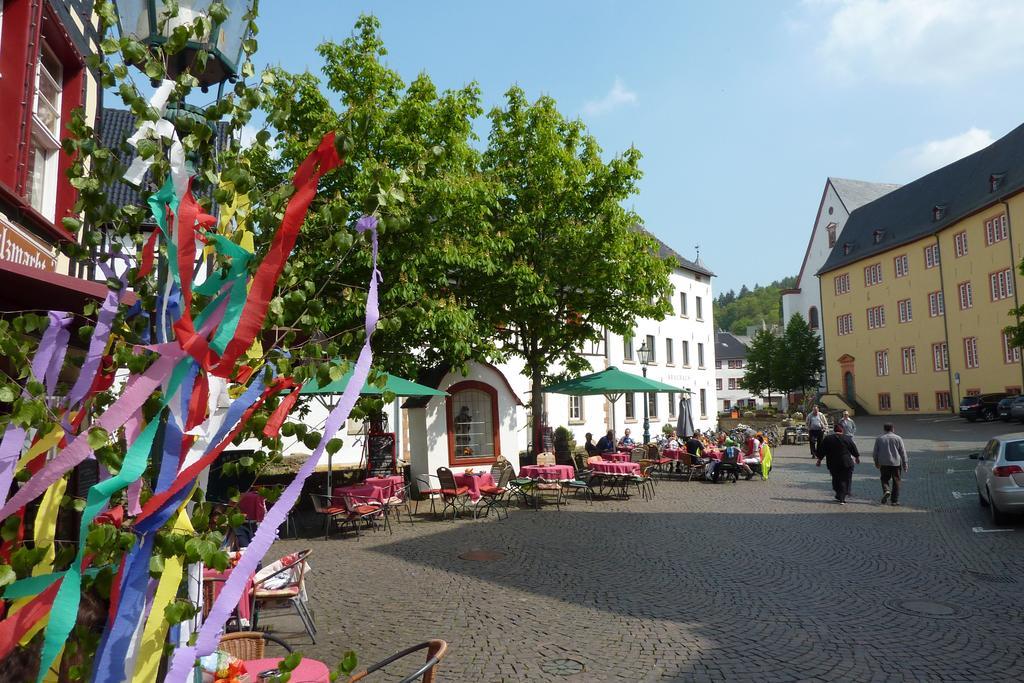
536,451,556,465
436,467,470,520
310,493,386,539
218,631,293,660
681,451,707,481
348,639,448,683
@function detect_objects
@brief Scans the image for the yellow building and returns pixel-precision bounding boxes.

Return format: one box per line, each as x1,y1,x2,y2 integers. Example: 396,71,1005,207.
818,123,1024,414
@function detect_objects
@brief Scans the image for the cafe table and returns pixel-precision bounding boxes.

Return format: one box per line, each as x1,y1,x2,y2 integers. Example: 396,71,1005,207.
590,460,641,475
519,464,575,480
365,474,405,495
332,483,387,506
453,471,495,500
241,656,331,682
603,452,630,463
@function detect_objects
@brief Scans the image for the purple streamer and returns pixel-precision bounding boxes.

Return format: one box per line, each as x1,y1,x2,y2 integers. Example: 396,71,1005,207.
164,216,381,682
0,311,73,502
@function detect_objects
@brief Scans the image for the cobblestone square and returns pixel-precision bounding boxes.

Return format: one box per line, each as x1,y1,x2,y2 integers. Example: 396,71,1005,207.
267,416,1024,681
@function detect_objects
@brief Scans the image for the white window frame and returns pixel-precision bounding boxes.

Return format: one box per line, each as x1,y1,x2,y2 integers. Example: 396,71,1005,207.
834,273,850,295
837,313,853,336
665,338,674,365
679,292,688,317
897,298,912,323
904,393,920,411
568,395,583,422
878,393,892,411
623,335,634,361
954,231,968,258
864,263,882,287
695,296,703,320
625,392,635,420
964,337,979,369
894,254,909,278
875,350,889,376
682,340,690,367
27,43,63,220
645,334,657,363
1003,332,1021,364
928,291,944,317
647,392,658,419
990,269,1014,301
986,214,1009,245
958,282,973,310
901,346,917,374
697,343,705,368
924,244,940,269
933,342,949,371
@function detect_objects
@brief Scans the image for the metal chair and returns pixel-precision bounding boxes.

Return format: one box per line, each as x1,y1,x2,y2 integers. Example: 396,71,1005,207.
414,474,443,518
348,639,449,683
475,466,513,519
383,482,415,524
436,467,470,520
251,549,317,643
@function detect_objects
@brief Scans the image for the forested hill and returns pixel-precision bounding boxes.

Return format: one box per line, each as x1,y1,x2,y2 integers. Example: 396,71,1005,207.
713,276,797,334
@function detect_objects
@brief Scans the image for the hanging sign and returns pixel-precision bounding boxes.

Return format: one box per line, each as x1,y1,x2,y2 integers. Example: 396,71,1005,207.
0,216,57,271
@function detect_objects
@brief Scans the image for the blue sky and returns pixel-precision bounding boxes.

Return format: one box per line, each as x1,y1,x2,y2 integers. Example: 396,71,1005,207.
254,0,1024,295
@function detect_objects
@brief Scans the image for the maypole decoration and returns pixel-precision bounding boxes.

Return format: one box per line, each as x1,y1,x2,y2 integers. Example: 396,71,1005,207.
0,86,377,679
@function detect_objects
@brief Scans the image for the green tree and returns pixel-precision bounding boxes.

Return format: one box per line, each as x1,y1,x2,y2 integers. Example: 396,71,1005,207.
249,16,500,380
477,87,674,448
713,276,796,334
779,313,823,399
741,329,782,403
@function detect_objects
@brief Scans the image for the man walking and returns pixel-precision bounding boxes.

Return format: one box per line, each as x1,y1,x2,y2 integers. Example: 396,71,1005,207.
872,423,908,506
806,405,828,459
838,410,856,436
816,424,860,504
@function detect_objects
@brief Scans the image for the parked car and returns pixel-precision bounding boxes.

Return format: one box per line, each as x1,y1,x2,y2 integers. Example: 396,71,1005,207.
959,392,1008,422
971,435,1024,524
998,396,1019,421
1010,397,1024,423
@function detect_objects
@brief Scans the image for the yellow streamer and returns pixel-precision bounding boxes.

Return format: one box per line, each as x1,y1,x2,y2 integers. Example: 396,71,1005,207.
130,503,195,683
16,427,63,472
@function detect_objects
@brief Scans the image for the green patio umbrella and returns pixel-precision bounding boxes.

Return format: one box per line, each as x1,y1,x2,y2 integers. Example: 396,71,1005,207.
300,368,448,397
299,366,447,492
543,366,687,434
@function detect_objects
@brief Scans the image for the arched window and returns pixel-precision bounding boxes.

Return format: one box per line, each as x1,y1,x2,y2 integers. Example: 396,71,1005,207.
808,306,819,330
446,381,501,466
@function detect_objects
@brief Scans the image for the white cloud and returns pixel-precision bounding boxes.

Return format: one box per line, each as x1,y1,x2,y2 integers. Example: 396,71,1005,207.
583,78,638,117
895,127,994,177
811,0,1024,84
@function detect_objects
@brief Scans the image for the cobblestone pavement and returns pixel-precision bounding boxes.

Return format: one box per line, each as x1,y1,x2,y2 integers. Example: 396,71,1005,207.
263,415,1024,681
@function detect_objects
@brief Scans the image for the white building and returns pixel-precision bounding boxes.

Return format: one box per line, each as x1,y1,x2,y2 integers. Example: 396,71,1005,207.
781,177,899,391
714,331,758,412
247,235,716,483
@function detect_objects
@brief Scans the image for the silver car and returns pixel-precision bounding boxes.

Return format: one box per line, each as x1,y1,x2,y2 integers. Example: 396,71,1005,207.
972,435,1024,524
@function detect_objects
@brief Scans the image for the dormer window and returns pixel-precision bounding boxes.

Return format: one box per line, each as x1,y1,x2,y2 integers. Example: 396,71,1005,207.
826,222,837,248
843,242,852,255
990,173,1007,193
933,204,947,222
873,229,884,245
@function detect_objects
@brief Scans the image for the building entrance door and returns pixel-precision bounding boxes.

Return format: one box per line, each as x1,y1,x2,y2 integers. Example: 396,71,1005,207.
843,371,855,405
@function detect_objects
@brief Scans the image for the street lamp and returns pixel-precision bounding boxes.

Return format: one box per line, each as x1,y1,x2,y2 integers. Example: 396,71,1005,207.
114,0,256,90
636,341,652,445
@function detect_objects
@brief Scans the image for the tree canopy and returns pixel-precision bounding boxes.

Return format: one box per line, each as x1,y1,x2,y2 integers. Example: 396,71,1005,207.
477,87,674,446
714,276,796,335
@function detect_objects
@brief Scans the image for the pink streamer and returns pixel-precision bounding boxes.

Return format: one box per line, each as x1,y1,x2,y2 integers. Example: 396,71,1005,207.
164,216,381,682
0,347,183,519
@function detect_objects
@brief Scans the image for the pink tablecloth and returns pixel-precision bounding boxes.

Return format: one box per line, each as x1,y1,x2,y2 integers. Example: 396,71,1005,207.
243,657,330,682
204,561,252,622
454,472,495,500
239,491,267,522
603,453,630,462
365,474,405,496
519,464,575,481
591,461,640,475
333,483,386,506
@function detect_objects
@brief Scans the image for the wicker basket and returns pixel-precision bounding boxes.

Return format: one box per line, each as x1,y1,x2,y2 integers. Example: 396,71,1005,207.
217,631,266,660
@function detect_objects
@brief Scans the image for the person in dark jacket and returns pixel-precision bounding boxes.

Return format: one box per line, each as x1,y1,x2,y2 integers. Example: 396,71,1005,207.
584,433,599,457
816,423,860,504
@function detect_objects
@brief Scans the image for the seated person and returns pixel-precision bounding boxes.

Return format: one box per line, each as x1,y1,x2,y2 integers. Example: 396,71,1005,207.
617,428,636,449
665,430,681,450
711,438,741,481
584,432,599,457
684,435,703,459
595,430,616,454
740,433,762,479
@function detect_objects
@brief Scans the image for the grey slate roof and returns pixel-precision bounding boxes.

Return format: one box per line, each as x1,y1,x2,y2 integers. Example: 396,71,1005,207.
633,226,715,277
818,123,1024,275
97,108,231,217
829,177,901,213
715,331,748,360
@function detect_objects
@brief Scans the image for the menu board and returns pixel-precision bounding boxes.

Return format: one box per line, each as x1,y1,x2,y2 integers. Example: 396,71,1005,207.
366,432,396,477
